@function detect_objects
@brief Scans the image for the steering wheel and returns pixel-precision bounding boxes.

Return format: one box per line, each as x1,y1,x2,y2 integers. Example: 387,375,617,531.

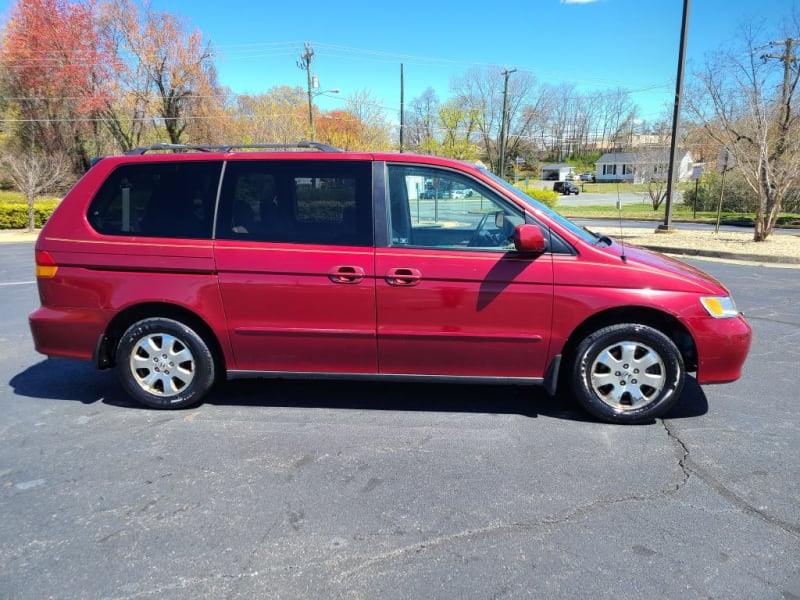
468,211,513,247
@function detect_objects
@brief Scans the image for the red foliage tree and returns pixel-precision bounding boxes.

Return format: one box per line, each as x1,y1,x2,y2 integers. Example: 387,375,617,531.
1,0,111,169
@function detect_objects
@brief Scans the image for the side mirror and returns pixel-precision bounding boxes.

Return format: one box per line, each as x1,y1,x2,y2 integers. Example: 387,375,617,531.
513,224,547,253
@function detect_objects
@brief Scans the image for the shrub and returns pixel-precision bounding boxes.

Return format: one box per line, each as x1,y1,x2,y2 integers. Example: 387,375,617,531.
0,200,59,229
519,187,559,209
683,170,754,213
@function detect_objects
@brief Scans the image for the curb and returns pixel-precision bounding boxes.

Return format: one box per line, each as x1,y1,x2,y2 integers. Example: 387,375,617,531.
639,244,800,265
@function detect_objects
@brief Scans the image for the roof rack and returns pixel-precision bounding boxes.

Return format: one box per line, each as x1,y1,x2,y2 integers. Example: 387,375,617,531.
125,141,343,155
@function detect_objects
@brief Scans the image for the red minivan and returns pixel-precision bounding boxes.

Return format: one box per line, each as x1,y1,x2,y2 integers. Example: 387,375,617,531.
29,144,752,423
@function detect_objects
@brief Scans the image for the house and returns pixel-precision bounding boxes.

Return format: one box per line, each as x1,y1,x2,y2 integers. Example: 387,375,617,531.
595,151,693,183
540,163,575,182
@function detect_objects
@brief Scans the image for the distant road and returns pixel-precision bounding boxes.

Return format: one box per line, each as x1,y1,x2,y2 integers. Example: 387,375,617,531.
558,191,667,207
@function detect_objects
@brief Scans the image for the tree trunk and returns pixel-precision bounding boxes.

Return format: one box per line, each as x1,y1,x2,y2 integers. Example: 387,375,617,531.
27,194,36,232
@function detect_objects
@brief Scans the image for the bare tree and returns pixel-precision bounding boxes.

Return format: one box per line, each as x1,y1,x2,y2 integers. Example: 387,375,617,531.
598,88,636,151
1,151,70,231
345,89,392,150
451,67,538,175
632,148,672,210
406,87,440,152
687,18,800,241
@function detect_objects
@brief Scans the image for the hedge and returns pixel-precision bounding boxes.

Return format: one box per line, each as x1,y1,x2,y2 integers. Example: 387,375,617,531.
0,200,59,229
519,187,560,209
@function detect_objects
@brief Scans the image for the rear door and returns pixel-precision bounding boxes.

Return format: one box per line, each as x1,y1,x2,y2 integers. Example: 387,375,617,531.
214,159,377,374
376,163,554,379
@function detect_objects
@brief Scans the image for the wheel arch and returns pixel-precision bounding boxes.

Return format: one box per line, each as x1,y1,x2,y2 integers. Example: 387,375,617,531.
558,306,697,385
94,302,226,378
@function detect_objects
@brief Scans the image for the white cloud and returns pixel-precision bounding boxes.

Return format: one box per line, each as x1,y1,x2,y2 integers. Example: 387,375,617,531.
560,0,599,4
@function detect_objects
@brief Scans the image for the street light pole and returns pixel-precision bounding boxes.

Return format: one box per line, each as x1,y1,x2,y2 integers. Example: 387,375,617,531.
659,0,690,232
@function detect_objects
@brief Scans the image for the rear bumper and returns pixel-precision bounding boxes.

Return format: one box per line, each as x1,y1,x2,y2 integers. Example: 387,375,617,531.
690,314,752,385
29,306,112,363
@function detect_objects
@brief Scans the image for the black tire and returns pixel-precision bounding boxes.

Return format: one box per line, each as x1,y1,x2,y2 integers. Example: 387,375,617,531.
570,324,684,424
116,317,215,409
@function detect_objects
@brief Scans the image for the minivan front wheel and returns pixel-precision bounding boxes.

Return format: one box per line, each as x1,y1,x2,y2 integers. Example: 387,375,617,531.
116,318,215,409
571,324,684,424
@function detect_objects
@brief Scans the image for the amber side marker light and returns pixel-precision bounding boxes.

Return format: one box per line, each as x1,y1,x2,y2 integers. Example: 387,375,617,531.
35,250,58,278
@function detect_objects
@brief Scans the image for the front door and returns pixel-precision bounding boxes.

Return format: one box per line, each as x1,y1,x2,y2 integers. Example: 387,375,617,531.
376,164,554,379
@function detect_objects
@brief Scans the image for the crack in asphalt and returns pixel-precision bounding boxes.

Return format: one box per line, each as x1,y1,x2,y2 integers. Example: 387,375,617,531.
335,420,798,581
335,423,694,582
661,418,691,491
662,419,800,540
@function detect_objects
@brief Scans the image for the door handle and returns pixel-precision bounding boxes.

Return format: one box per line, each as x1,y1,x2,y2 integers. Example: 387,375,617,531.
328,265,366,284
385,267,422,286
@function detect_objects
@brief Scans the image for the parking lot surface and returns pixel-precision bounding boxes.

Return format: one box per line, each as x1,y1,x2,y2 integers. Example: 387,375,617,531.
1,242,798,599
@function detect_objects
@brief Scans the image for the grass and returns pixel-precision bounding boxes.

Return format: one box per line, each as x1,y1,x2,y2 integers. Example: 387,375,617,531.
0,190,61,204
556,201,800,228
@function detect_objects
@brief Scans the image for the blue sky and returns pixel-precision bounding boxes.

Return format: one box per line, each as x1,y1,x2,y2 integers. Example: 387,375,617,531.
2,0,797,124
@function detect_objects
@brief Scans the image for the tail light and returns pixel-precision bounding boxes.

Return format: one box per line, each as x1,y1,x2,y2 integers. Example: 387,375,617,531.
35,250,58,278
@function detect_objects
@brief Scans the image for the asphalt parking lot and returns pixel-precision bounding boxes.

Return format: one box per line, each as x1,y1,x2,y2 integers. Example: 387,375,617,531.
1,242,798,599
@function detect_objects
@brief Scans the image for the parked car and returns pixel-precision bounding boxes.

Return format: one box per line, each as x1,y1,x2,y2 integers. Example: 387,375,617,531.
580,172,596,182
554,181,580,195
30,142,752,424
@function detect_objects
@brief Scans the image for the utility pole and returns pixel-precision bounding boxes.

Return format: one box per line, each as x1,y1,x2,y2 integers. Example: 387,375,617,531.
498,68,517,179
400,63,405,152
659,0,689,233
297,42,315,141
762,38,799,157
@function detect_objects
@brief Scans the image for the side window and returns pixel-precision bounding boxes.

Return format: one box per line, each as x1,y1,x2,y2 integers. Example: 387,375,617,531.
386,165,523,250
217,160,372,246
88,161,221,239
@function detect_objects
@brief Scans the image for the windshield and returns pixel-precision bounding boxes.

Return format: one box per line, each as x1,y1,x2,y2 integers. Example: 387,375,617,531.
480,168,600,244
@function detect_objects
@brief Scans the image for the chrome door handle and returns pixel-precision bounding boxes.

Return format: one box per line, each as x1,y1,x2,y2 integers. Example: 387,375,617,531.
385,267,422,286
328,265,366,284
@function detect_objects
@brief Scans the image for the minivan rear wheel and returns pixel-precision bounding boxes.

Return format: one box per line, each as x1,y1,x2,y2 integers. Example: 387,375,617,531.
570,324,684,424
116,317,215,409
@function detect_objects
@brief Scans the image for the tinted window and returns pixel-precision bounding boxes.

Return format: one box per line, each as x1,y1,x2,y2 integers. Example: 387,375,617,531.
217,160,372,246
88,161,221,239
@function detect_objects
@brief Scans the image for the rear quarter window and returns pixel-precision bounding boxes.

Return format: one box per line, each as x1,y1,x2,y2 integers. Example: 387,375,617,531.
88,161,222,239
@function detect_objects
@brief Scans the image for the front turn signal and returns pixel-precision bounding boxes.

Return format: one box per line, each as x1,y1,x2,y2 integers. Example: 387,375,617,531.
700,296,739,319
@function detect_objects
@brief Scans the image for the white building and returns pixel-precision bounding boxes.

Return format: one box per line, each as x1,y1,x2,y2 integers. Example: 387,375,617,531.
540,163,575,182
595,151,693,183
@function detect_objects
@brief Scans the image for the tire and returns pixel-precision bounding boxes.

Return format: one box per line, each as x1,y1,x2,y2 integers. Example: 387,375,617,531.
570,324,684,424
116,317,215,409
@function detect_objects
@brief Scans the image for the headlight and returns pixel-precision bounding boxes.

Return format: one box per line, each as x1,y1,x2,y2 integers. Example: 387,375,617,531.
700,296,739,318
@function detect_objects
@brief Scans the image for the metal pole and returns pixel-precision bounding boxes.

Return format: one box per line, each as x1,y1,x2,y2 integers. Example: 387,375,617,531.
715,168,727,234
307,66,315,141
659,0,690,232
